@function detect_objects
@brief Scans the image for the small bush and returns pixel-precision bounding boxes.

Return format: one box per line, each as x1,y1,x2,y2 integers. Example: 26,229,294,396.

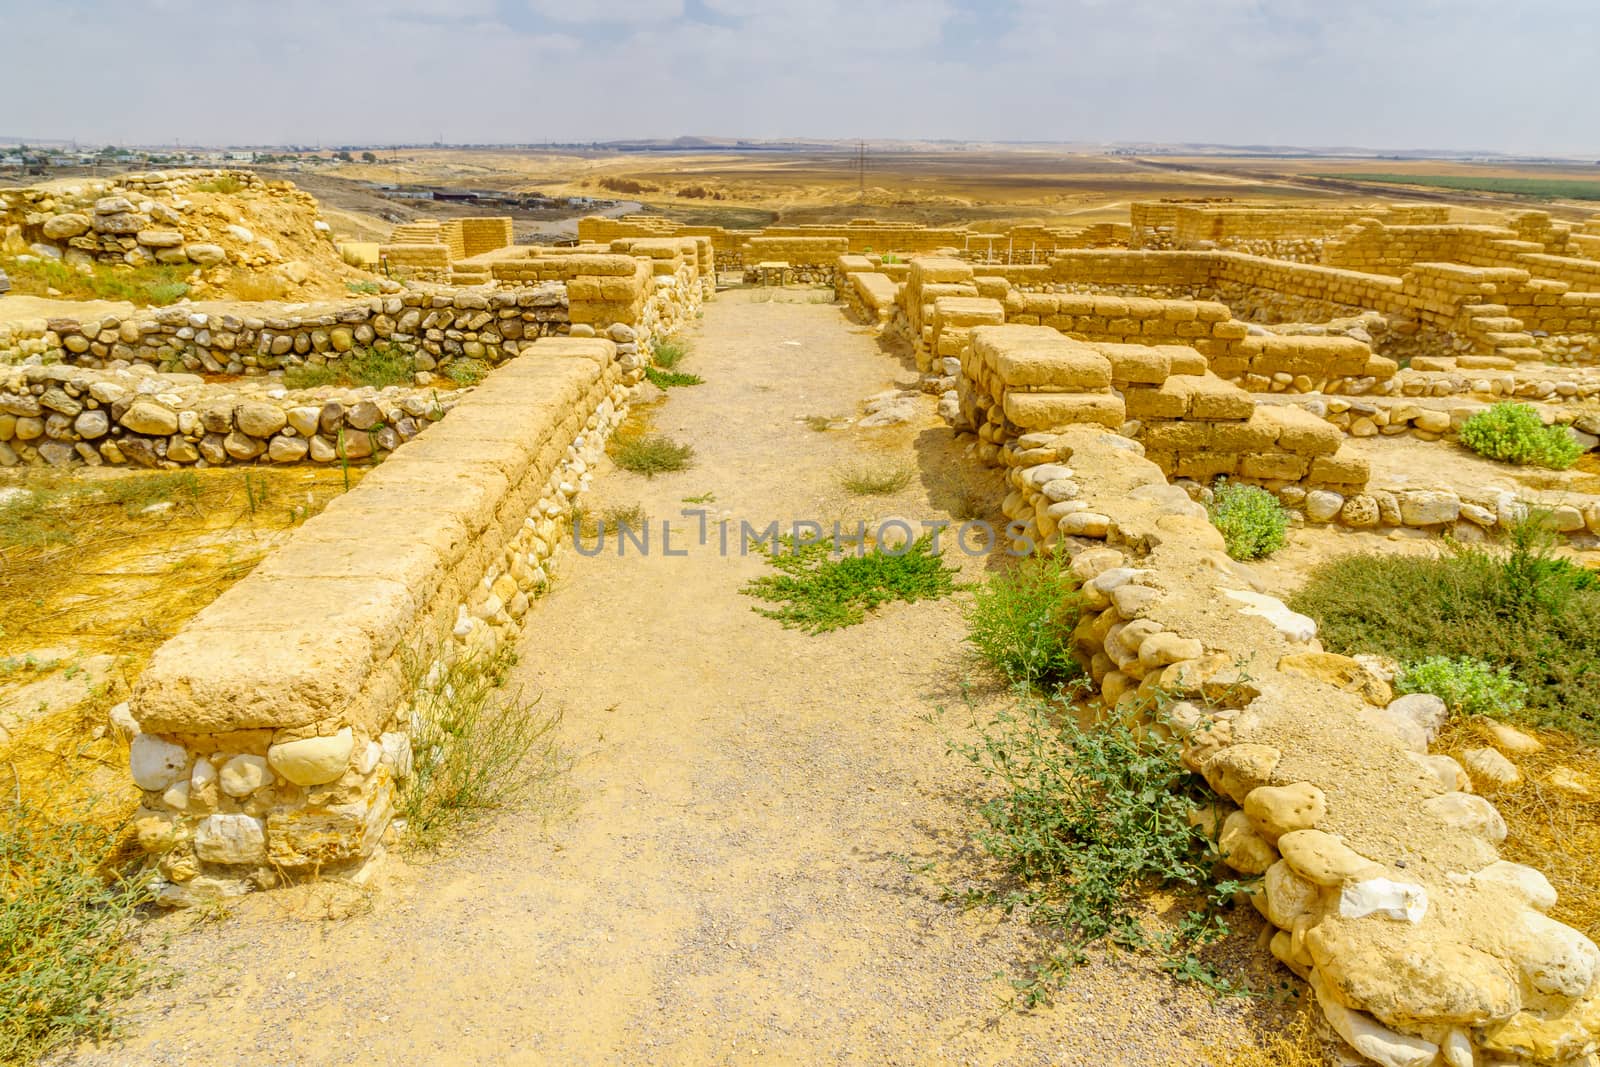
1207,480,1289,561
612,434,695,477
0,805,155,1062
1459,403,1582,469
946,695,1248,1006
346,280,382,295
399,645,564,848
1289,521,1600,738
644,367,703,389
966,554,1083,690
803,414,837,432
102,471,201,517
1396,655,1527,718
651,340,687,369
838,460,914,496
743,534,957,633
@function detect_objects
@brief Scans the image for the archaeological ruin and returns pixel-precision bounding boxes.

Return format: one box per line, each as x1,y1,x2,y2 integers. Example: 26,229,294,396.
5,166,1600,1067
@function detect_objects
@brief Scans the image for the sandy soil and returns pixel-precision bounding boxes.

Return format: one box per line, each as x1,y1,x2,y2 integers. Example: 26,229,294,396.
65,295,1298,1066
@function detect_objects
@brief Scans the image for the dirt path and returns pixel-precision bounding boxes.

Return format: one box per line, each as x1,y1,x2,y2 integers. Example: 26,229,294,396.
72,294,1287,1066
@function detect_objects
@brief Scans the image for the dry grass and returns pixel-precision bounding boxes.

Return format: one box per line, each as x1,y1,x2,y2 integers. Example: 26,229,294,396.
837,460,913,496
1216,1004,1330,1066
1436,719,1600,940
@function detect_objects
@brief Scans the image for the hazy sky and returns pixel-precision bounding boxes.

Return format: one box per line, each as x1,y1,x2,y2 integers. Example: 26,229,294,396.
7,0,1596,155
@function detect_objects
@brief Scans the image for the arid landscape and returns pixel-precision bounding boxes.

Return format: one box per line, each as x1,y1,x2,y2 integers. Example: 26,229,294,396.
6,5,1600,1055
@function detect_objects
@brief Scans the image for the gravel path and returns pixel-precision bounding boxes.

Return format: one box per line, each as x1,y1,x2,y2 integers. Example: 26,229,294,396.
69,294,1288,1066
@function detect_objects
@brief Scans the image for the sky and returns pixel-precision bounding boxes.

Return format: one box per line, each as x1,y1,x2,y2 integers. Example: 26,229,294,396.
5,0,1596,156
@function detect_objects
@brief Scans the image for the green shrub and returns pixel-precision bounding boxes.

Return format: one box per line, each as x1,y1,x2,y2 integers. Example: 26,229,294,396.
1396,656,1527,718
280,362,340,389
651,340,687,369
838,460,913,496
945,695,1249,1006
966,554,1083,690
1458,403,1582,469
0,805,155,1062
612,434,695,477
1289,521,1600,738
1207,480,1289,560
742,534,957,633
399,645,564,847
345,280,382,295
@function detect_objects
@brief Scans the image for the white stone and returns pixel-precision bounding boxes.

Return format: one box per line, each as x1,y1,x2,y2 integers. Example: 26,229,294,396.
130,733,189,790
1422,792,1507,844
219,754,271,797
193,813,266,864
1463,747,1521,789
1338,877,1428,924
107,701,140,740
380,732,413,779
267,727,354,786
1222,588,1318,643
190,758,217,793
1511,909,1600,998
1386,693,1448,742
1472,860,1557,912
1304,489,1344,522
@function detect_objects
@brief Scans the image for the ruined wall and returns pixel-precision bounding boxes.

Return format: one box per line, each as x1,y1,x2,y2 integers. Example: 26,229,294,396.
125,337,634,903
0,363,455,470
0,286,571,374
0,169,341,277
989,424,1600,1067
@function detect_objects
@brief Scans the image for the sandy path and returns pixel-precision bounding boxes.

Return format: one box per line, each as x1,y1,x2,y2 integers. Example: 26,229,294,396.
70,295,1285,1066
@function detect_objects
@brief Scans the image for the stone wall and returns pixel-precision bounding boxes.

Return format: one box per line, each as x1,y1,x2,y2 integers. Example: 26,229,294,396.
125,337,634,903
0,169,338,276
986,424,1600,1067
0,363,456,470
0,285,571,374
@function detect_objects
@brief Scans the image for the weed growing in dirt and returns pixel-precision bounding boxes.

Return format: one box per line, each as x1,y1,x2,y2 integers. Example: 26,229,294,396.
838,460,913,496
1207,480,1288,561
1,256,191,307
742,534,957,633
1396,656,1527,718
944,692,1250,1007
102,471,201,517
399,644,564,848
0,803,155,1063
281,345,414,390
966,554,1083,691
345,280,382,295
612,434,695,477
1289,518,1600,738
1459,402,1582,469
651,340,687,369
444,359,490,386
644,366,703,389
573,503,648,541
803,414,837,432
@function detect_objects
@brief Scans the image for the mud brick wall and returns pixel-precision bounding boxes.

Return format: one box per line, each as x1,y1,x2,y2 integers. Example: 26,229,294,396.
125,338,634,904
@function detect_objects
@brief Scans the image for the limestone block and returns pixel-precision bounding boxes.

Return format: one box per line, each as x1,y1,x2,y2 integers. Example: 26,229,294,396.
130,734,189,790
193,813,267,864
1243,782,1328,842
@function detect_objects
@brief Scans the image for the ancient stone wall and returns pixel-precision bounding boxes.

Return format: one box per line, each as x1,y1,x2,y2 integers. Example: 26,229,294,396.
984,423,1600,1067
0,286,570,375
0,363,455,470
125,337,634,903
0,169,339,276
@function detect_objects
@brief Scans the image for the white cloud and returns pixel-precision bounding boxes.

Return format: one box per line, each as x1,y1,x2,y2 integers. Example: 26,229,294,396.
525,0,684,23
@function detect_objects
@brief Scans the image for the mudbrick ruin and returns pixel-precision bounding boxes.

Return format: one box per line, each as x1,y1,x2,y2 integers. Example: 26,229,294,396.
6,168,1600,1067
